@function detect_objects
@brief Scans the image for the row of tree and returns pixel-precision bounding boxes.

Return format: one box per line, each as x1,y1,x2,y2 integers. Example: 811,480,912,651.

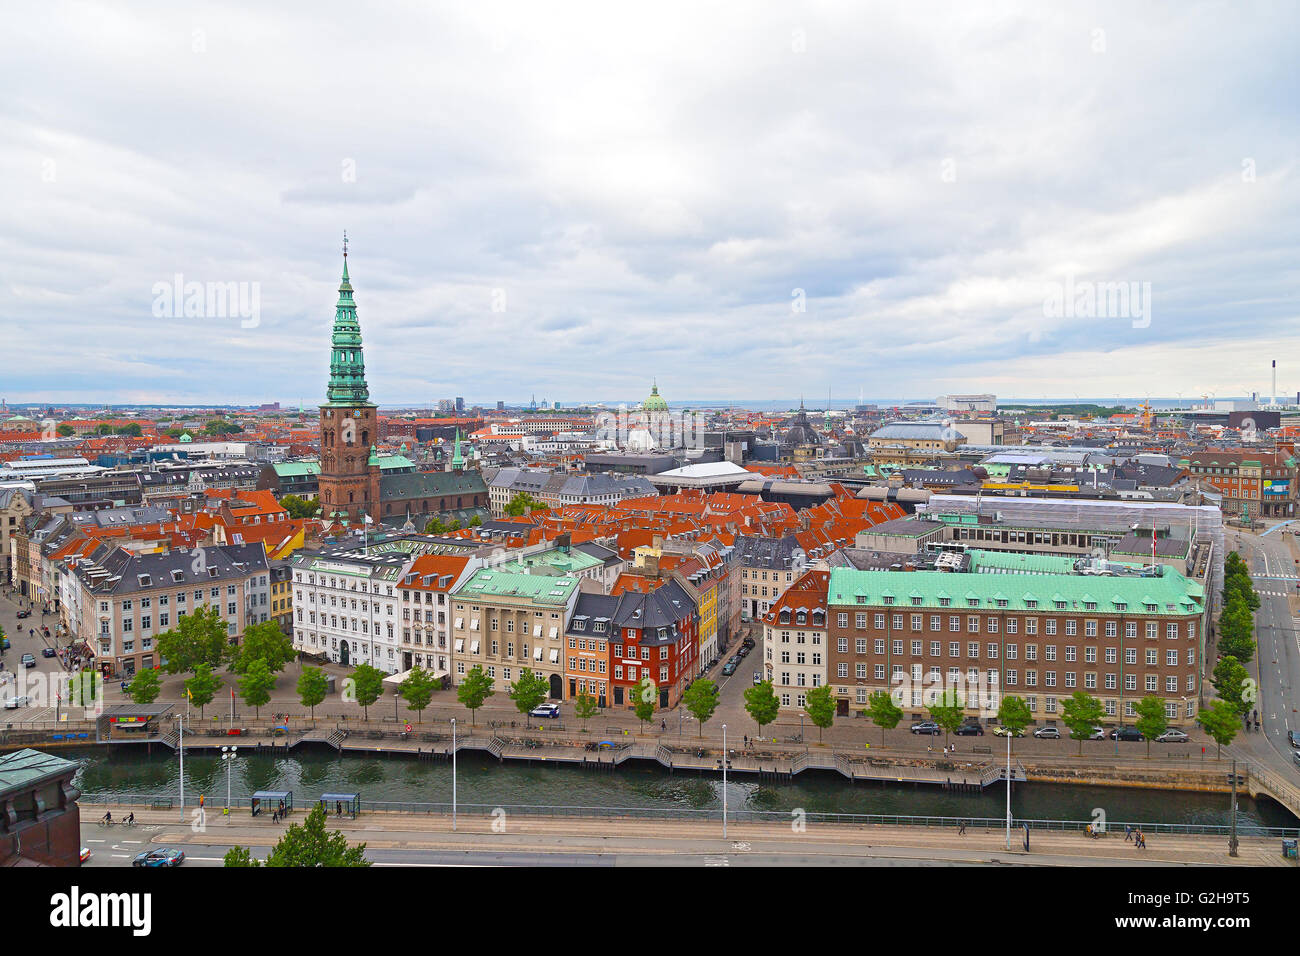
1217,551,1258,663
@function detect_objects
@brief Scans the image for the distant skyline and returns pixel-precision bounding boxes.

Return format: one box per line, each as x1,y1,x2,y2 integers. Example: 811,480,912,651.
5,2,1297,405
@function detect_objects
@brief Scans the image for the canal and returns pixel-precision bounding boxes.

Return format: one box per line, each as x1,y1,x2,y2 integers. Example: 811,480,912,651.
67,746,1298,830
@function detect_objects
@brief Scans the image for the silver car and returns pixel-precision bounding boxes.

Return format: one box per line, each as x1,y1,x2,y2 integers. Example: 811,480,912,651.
3,695,29,709
1155,729,1189,743
1032,726,1060,739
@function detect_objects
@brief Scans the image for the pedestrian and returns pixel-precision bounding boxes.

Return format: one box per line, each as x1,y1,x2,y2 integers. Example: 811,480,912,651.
1125,825,1133,842
958,819,967,835
271,810,278,823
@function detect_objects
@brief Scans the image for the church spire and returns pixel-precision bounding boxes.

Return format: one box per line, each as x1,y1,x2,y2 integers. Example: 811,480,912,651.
326,234,370,406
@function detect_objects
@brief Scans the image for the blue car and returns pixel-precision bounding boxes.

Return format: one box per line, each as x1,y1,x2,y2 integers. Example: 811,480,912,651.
133,848,185,867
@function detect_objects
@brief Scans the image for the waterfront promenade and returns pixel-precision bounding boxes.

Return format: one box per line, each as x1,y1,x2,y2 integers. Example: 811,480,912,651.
80,804,1294,867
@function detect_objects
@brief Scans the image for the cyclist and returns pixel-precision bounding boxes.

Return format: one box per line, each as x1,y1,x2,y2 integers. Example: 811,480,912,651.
125,812,135,827
100,810,112,826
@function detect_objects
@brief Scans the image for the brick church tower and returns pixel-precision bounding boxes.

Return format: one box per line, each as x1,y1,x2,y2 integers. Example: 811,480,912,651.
319,237,381,522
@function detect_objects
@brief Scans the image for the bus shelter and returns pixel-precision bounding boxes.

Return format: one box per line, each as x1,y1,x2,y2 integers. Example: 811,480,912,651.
321,792,360,819
251,790,293,817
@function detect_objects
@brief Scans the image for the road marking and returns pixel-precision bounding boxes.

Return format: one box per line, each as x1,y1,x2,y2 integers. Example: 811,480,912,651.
111,854,128,858
704,856,729,866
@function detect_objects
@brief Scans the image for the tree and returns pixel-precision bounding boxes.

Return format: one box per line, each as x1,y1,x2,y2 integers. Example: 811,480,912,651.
927,687,966,747
1061,691,1106,755
279,494,320,519
423,518,449,534
508,669,550,727
223,845,260,867
156,605,228,675
238,658,276,718
1197,699,1240,757
1133,695,1169,757
573,691,599,729
56,424,75,437
399,667,438,723
864,690,903,747
297,666,329,721
456,665,495,726
997,695,1032,753
1217,594,1256,663
226,805,370,867
204,419,242,436
804,684,835,743
681,678,719,738
348,663,385,720
504,492,546,517
1211,655,1252,716
127,668,161,705
630,677,657,731
469,515,483,528
185,663,222,718
743,680,780,741
114,423,143,437
230,621,296,674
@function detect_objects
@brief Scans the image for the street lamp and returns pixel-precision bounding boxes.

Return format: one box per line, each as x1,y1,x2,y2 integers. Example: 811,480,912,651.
394,692,400,723
221,745,238,815
1005,726,1012,850
451,718,457,832
721,723,728,840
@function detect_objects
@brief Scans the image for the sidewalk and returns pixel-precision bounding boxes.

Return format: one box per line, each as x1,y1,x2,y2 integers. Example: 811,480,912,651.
92,805,1294,867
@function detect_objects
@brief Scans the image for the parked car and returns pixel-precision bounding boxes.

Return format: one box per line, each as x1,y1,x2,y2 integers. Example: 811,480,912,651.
991,726,1025,737
41,647,56,658
1289,729,1300,748
721,660,738,676
133,848,185,868
954,723,984,736
20,654,35,669
736,645,750,659
741,637,756,650
910,721,942,735
529,703,560,719
3,696,29,710
1110,727,1144,742
1033,726,1061,739
1155,730,1189,743
1088,726,1106,740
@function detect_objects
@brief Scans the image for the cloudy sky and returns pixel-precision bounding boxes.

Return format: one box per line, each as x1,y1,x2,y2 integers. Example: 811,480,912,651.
4,1,1297,407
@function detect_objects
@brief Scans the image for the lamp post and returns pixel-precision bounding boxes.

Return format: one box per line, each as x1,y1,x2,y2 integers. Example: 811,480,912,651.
1005,726,1012,850
394,692,400,723
721,723,728,840
221,745,238,815
451,718,457,833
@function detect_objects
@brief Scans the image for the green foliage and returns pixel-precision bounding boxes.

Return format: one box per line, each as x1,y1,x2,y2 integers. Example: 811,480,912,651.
204,419,242,435
997,695,1033,736
804,684,835,742
864,690,903,746
573,691,600,726
185,663,222,717
230,621,295,674
469,515,483,527
630,677,657,729
399,667,438,721
681,678,720,737
1133,695,1169,756
1217,592,1256,663
114,423,143,437
348,663,385,719
507,668,550,720
1211,656,1253,716
504,492,546,517
261,804,370,867
743,680,780,737
156,604,229,675
56,424,75,437
926,687,966,744
423,518,449,534
127,668,162,705
1197,699,1240,757
456,665,495,725
237,658,276,717
296,666,329,719
67,671,101,708
223,845,260,867
1060,691,1106,754
279,494,320,519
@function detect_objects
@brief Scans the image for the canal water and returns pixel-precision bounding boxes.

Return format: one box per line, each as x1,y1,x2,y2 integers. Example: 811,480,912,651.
69,746,1296,830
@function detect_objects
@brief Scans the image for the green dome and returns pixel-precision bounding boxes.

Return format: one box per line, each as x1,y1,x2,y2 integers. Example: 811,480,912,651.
643,381,669,412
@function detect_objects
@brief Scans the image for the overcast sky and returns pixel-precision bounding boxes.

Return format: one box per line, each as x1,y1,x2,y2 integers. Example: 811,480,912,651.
4,1,1297,408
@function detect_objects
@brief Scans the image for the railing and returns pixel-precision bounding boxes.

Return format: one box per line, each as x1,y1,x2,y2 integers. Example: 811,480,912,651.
486,736,505,760
1243,759,1300,818
72,793,1300,837
790,751,809,774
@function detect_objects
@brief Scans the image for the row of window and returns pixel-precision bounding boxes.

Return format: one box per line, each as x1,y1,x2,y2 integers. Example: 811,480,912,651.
833,638,1195,665
839,686,1197,719
834,614,1194,640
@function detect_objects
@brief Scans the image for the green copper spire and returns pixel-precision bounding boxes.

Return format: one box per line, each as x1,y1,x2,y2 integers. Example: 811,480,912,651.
451,428,464,470
326,233,370,405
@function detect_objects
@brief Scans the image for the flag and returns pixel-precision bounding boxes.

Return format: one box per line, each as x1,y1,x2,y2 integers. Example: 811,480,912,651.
187,687,193,702
363,514,373,525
